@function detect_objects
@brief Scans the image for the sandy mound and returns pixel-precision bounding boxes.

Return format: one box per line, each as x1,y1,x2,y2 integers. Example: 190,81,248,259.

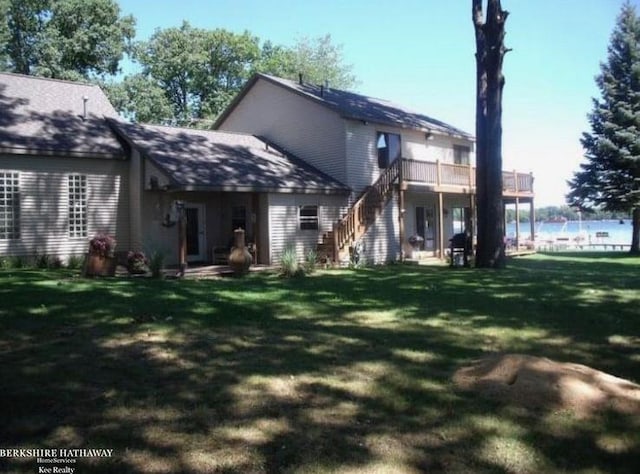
453,354,640,419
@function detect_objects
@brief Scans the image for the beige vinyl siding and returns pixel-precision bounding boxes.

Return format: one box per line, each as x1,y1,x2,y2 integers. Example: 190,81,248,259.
360,194,400,265
0,154,129,260
144,159,172,190
218,79,348,185
268,193,346,264
346,121,475,196
345,120,378,200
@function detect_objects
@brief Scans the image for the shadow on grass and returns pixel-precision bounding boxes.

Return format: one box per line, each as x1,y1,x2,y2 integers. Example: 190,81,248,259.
0,254,638,473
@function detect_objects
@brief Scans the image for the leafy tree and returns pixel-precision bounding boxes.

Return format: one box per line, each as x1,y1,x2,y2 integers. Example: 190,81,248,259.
118,26,357,125
567,2,640,254
281,34,357,90
131,22,260,126
0,1,9,70
0,0,134,79
103,74,173,123
254,40,296,79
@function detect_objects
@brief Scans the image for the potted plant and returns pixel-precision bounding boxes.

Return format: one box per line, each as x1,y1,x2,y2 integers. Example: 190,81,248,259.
84,234,116,277
127,250,149,275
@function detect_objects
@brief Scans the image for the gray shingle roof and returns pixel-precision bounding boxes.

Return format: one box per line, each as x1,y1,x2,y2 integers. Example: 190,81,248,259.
216,73,474,139
109,119,349,194
0,72,124,158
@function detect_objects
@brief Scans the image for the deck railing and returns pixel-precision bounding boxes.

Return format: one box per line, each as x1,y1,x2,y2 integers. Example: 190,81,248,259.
403,159,533,194
333,158,400,259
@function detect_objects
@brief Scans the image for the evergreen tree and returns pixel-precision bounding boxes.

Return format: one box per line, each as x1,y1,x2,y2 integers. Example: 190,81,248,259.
567,2,640,254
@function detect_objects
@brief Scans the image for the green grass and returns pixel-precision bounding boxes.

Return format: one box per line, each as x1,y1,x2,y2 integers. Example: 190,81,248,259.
0,252,639,473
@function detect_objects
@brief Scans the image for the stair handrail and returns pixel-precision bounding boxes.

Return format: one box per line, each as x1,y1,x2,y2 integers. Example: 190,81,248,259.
333,158,401,260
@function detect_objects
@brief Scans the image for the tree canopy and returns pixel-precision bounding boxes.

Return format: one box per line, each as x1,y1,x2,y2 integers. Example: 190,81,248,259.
110,26,357,127
0,1,357,126
0,0,135,80
567,2,640,253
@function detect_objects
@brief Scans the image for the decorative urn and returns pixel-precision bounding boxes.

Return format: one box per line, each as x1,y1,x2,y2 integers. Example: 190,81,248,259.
228,228,252,275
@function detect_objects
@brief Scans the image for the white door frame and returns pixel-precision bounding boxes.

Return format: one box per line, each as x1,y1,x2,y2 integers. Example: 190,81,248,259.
185,203,206,262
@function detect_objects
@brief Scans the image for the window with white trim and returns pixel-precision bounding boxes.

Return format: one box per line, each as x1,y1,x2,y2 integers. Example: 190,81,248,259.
0,172,20,240
299,205,319,230
453,145,470,165
68,175,87,238
377,132,401,168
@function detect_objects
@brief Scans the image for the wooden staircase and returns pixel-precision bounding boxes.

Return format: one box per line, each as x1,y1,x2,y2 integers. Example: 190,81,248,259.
318,159,401,263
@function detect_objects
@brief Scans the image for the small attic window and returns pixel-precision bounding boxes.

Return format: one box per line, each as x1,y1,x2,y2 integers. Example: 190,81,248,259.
377,132,401,168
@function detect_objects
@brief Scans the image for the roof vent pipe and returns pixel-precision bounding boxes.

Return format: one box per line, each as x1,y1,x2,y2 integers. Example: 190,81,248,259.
82,96,89,120
320,85,324,97
298,73,303,85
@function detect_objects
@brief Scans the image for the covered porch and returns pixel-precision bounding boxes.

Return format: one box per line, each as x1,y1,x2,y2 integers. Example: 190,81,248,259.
398,158,535,261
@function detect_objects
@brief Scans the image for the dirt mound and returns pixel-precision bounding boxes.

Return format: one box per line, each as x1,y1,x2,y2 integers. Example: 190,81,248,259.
453,354,640,419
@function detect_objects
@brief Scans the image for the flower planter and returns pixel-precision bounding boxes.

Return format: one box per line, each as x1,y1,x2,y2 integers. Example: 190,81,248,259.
83,254,116,277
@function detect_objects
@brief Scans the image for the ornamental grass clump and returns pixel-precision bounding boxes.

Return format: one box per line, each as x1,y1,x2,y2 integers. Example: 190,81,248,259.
279,245,301,278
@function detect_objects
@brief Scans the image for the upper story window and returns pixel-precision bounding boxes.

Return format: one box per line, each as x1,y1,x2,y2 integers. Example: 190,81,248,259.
377,132,401,168
299,205,319,230
453,145,471,165
0,171,20,240
68,174,87,238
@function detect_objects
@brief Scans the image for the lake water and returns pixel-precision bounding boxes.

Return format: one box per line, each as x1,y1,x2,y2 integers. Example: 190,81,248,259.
505,219,633,246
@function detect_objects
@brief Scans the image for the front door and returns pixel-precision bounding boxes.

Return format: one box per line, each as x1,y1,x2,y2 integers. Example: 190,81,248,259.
416,205,436,251
185,203,206,262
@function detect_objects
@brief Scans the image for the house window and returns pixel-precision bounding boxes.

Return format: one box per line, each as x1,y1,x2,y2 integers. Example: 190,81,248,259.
299,205,319,230
68,174,87,238
452,207,472,234
0,172,20,240
377,132,401,168
231,206,246,230
453,145,470,165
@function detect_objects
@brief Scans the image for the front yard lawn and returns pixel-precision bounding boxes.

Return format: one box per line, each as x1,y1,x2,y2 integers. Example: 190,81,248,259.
1,253,639,473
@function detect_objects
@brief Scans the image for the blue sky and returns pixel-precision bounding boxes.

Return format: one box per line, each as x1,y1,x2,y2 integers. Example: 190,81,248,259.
117,0,635,207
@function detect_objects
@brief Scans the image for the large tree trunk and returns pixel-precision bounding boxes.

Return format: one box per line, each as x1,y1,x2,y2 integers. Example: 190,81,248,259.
631,207,640,255
473,0,509,268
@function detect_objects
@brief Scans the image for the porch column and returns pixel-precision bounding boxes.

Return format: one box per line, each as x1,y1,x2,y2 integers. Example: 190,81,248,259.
252,192,260,264
438,192,444,259
398,159,405,261
469,193,476,250
177,201,187,276
515,197,521,249
530,200,536,245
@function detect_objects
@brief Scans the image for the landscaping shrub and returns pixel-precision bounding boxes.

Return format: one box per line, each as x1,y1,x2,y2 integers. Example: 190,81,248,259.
148,250,165,279
279,245,301,277
127,251,149,275
66,255,84,270
303,249,317,274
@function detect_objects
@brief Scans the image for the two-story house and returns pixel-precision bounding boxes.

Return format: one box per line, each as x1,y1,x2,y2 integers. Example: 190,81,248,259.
0,72,533,267
216,73,534,264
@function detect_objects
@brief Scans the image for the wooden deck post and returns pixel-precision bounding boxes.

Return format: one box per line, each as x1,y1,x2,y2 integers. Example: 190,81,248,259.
515,197,520,249
332,222,339,264
177,201,187,277
252,192,260,264
436,160,442,187
438,192,445,259
398,158,405,261
530,199,535,245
